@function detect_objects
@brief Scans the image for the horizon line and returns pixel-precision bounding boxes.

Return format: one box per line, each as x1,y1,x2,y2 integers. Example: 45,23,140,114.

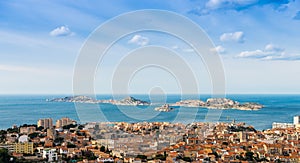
1,93,300,95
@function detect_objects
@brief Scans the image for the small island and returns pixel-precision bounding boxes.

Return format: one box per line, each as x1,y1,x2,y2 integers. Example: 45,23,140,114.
171,98,263,110
48,96,150,106
112,96,150,106
154,104,174,112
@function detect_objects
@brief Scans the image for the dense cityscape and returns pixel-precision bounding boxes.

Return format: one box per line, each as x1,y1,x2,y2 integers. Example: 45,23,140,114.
1,0,300,163
1,116,300,162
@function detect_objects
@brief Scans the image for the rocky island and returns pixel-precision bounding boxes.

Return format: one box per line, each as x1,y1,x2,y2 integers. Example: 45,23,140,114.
154,104,174,112
48,95,97,103
172,98,263,110
48,96,150,106
112,96,150,106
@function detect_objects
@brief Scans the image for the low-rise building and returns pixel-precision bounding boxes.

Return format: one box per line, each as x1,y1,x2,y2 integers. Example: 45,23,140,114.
42,148,58,162
272,122,294,129
14,142,34,154
19,126,36,134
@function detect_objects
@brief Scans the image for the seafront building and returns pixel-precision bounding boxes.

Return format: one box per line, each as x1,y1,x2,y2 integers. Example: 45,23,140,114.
272,122,295,129
272,115,300,129
294,115,300,125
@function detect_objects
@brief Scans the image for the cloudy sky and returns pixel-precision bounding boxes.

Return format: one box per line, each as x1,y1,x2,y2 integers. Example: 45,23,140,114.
1,0,300,94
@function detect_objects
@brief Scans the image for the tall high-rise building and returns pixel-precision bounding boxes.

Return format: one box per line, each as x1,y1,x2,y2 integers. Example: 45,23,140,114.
55,117,76,128
37,118,53,129
294,116,300,125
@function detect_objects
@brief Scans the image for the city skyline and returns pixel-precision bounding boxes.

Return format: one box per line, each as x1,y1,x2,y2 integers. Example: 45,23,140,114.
1,0,300,94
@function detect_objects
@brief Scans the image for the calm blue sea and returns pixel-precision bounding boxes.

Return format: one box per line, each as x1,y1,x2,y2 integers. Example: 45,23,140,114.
0,94,299,130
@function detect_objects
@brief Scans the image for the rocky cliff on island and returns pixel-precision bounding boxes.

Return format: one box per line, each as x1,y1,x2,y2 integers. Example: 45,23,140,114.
48,95,96,103
154,104,174,112
172,98,263,110
49,96,150,106
112,96,150,106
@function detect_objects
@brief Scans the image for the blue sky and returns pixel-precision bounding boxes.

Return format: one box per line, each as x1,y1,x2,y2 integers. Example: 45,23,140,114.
0,0,300,94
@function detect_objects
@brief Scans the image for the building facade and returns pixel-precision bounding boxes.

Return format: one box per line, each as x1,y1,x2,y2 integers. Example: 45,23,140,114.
14,142,34,154
19,126,36,134
55,117,76,128
272,122,295,129
293,115,300,125
42,148,58,162
37,118,53,129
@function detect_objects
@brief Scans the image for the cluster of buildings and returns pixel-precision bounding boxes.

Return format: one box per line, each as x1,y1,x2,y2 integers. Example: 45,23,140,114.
272,115,300,129
87,122,186,157
37,117,76,129
1,116,300,162
87,121,300,162
0,117,81,162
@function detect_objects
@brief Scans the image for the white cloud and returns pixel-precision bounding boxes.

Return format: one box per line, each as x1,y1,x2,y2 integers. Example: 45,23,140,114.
220,31,245,43
189,0,292,18
238,49,268,58
49,25,74,37
172,45,179,50
206,0,256,9
210,45,226,54
236,43,300,60
171,45,195,53
206,0,225,9
183,48,194,53
128,35,149,46
265,44,284,52
0,64,41,73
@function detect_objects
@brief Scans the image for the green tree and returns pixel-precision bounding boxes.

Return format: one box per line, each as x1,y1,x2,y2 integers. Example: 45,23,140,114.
136,155,147,160
36,126,44,131
63,124,77,130
0,130,7,143
100,146,105,152
28,132,39,139
182,157,192,162
7,128,18,133
67,142,76,148
0,148,13,163
155,154,166,161
245,151,254,161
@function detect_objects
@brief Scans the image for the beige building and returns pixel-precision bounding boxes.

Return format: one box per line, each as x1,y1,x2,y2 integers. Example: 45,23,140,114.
47,128,55,139
19,126,36,134
37,118,53,129
55,117,75,128
14,142,34,154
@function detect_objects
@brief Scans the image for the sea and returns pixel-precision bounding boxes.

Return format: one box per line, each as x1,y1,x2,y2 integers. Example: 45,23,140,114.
0,94,299,131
